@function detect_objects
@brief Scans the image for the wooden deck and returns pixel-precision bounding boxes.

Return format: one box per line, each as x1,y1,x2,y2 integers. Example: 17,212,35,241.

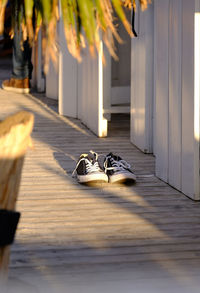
1,60,200,292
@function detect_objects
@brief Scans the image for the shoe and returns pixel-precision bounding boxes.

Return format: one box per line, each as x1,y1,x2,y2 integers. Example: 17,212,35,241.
2,77,30,94
104,153,136,183
72,151,108,183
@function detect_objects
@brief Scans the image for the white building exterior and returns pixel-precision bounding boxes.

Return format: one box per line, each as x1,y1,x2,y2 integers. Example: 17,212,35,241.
44,0,200,201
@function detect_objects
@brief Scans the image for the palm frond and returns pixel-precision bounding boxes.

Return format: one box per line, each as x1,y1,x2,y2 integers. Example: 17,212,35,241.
0,0,150,66
24,0,34,43
0,0,8,34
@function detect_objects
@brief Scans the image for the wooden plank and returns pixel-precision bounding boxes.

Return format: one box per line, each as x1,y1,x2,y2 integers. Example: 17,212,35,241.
9,250,200,268
103,45,111,121
11,236,200,251
10,242,200,258
46,59,58,100
14,227,200,243
181,0,195,198
32,30,45,92
131,2,154,153
168,0,182,189
77,44,107,137
17,216,200,229
194,0,200,200
58,17,78,117
154,0,170,180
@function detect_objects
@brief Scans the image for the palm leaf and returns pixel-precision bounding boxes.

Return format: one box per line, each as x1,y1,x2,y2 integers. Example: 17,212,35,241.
24,0,34,43
0,0,8,34
0,0,150,65
61,0,81,60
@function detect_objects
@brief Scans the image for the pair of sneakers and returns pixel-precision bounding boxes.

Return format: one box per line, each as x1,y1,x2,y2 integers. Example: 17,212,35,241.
72,151,136,184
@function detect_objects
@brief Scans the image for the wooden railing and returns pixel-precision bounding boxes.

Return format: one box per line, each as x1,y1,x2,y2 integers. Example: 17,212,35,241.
0,111,34,282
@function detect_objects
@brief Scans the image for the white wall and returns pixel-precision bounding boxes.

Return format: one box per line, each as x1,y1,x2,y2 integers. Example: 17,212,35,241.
77,44,108,137
131,2,154,153
46,60,58,100
154,0,200,200
154,0,169,181
31,30,45,92
58,18,78,117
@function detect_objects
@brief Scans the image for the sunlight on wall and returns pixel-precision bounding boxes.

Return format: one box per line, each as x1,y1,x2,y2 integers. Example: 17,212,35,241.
194,11,200,199
194,12,200,142
98,41,108,138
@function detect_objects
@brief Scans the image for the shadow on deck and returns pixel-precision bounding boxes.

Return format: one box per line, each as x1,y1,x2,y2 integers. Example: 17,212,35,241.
0,57,200,293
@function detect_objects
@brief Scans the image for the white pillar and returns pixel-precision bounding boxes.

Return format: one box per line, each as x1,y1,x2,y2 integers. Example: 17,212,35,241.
194,0,200,199
77,43,108,137
130,2,154,153
58,18,78,117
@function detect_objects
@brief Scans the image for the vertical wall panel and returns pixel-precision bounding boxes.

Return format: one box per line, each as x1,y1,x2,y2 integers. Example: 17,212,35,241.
154,0,199,199
194,0,200,200
131,6,146,151
181,0,195,197
77,45,107,137
168,0,182,189
154,0,170,181
46,60,58,100
131,3,154,153
58,18,78,117
32,30,45,92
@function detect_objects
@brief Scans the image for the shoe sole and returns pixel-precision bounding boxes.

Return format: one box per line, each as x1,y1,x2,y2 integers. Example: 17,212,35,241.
109,172,136,184
2,84,30,94
77,173,108,183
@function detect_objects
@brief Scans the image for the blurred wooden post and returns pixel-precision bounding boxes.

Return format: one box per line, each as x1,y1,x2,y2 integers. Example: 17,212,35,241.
0,111,34,281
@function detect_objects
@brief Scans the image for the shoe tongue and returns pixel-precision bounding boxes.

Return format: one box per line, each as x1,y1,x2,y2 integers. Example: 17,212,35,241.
80,154,89,158
88,153,95,162
80,153,94,163
108,153,122,161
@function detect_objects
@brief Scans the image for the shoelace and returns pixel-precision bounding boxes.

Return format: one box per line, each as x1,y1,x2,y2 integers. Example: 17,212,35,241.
104,156,131,173
72,151,101,177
